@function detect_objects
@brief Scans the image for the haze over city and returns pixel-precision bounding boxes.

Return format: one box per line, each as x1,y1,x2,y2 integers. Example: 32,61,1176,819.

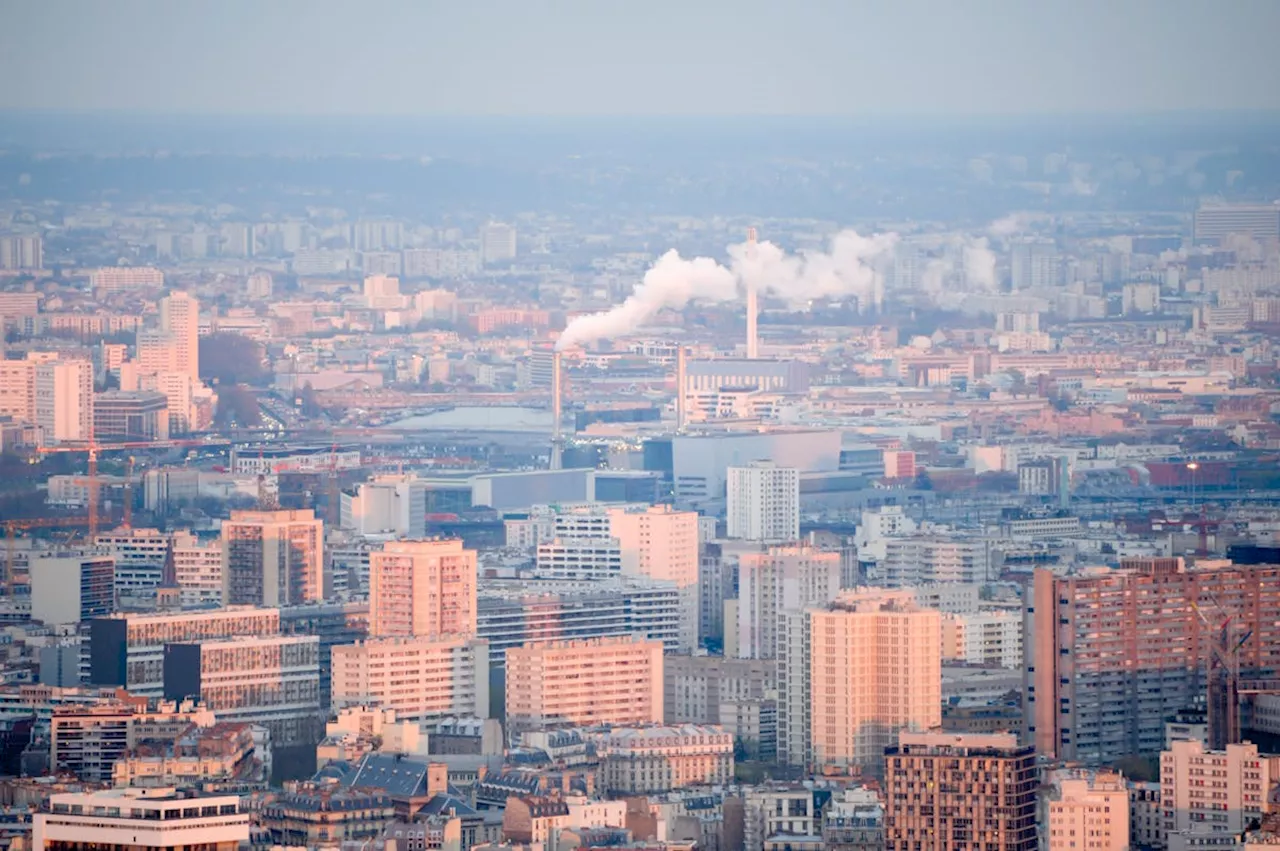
2,3,1280,851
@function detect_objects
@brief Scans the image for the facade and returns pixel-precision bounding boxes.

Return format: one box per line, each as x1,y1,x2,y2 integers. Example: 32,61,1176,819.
158,291,200,382
609,505,700,652
34,359,94,443
163,635,321,747
0,233,42,269
1194,203,1280,244
736,545,841,660
341,475,428,538
261,786,395,848
505,637,664,735
93,389,169,440
221,508,324,606
1047,770,1130,851
534,536,623,580
88,606,280,697
1027,560,1280,761
882,536,992,586
30,550,116,626
884,731,1037,851
477,577,681,664
596,725,734,794
791,591,941,771
1160,739,1280,851
171,530,223,607
368,538,477,639
0,358,35,423
49,706,133,783
330,636,489,722
664,655,774,724
726,462,800,542
33,788,249,851
89,266,165,292
940,610,1023,669
743,787,825,851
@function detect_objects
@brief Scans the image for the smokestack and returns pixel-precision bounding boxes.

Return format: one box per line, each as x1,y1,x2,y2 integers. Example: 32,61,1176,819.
550,350,563,470
746,227,759,358
675,346,687,432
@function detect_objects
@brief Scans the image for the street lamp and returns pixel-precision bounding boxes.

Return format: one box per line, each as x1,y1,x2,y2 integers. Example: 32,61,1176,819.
1186,462,1199,518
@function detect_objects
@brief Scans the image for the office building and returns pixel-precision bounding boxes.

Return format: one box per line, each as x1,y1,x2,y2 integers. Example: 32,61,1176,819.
505,637,664,735
884,731,1037,851
609,505,700,651
93,390,169,440
1160,739,1280,851
221,508,324,606
33,788,249,850
88,606,281,697
368,539,476,639
1027,560,1280,762
736,545,841,660
727,462,800,542
30,550,115,626
479,221,517,264
330,636,489,722
595,724,735,794
477,577,681,665
34,359,94,443
164,635,321,746
1047,770,1130,851
340,475,428,538
786,590,941,771
0,233,42,269
158,291,199,382
1194,203,1280,245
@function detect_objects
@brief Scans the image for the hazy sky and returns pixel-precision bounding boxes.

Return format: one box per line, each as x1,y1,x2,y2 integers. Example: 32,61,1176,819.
3,0,1279,116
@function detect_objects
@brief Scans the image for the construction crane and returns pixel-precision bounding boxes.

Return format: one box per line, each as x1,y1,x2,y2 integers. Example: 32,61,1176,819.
1191,597,1254,749
37,437,219,538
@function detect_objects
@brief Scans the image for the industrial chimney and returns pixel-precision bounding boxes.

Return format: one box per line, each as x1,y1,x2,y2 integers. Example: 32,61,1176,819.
746,227,759,358
550,350,563,470
675,346,688,432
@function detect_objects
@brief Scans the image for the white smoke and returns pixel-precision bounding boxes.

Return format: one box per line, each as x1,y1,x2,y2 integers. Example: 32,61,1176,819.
557,230,898,350
988,213,1030,238
962,237,998,292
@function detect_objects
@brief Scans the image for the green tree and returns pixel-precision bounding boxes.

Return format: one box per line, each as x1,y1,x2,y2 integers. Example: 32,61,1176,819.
199,333,268,386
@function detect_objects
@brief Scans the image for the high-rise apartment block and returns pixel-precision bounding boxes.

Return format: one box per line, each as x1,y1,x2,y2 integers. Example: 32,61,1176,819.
1027,560,1280,762
609,505,700,651
505,637,664,735
479,222,517,264
1047,770,1130,851
34,359,94,443
736,545,841,660
0,233,42,270
89,266,165,292
884,731,1037,851
159,291,200,381
1194,202,1280,245
0,358,35,423
1160,739,1280,851
221,509,324,606
170,530,223,608
882,536,992,585
368,539,476,639
330,636,489,722
793,591,941,772
727,461,800,542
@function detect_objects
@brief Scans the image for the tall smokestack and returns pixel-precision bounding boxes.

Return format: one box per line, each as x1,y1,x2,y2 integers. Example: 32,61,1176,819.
675,346,687,432
746,227,759,358
550,350,563,470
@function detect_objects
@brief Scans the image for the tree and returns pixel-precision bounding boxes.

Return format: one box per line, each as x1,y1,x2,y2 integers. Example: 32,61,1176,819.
298,382,321,418
214,385,262,427
199,333,268,386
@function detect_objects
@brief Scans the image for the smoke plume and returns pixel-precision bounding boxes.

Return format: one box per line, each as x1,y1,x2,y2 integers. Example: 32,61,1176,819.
557,230,898,349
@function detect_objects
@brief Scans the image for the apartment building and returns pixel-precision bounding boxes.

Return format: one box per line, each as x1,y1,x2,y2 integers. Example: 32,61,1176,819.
609,505,700,652
368,539,476,639
736,545,841,661
882,536,992,586
884,731,1037,851
163,635,321,747
330,636,489,722
1046,770,1130,851
595,724,734,794
1161,739,1280,851
505,637,664,736
34,358,94,443
221,509,323,606
1027,559,1280,762
941,610,1023,669
782,590,941,771
29,550,115,626
171,530,222,607
727,461,800,542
